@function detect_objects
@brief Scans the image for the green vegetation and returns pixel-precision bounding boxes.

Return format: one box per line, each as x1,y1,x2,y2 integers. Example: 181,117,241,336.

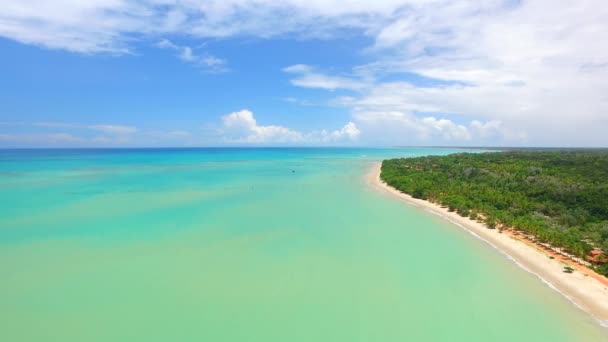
381,150,608,276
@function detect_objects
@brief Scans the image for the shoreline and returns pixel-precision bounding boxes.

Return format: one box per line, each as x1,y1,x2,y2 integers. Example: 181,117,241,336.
367,162,608,326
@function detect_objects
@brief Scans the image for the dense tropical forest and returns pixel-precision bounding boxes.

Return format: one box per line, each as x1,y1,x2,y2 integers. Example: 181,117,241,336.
381,150,608,276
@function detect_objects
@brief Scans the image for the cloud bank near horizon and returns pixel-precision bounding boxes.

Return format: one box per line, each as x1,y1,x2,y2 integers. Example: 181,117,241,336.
0,111,360,147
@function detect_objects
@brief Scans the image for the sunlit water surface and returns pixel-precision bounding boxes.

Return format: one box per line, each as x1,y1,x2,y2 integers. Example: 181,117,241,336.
1,148,606,341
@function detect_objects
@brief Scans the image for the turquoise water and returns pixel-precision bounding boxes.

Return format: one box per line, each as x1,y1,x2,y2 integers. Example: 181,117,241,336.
0,148,606,341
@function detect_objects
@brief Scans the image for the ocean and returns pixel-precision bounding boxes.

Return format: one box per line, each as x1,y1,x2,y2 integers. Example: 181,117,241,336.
0,148,605,341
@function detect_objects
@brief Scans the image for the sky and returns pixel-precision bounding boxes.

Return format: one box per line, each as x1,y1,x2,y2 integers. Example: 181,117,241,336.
0,0,607,147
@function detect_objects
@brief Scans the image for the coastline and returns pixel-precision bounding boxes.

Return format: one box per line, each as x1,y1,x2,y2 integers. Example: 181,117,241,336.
367,162,608,325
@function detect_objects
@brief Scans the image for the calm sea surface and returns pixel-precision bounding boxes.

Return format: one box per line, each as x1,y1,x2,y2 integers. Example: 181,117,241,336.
0,148,606,341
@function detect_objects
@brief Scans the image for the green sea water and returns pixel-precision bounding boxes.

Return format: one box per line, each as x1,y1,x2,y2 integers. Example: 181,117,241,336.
0,148,606,341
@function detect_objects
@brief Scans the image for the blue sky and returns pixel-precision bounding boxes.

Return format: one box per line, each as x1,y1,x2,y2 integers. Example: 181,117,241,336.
1,0,607,147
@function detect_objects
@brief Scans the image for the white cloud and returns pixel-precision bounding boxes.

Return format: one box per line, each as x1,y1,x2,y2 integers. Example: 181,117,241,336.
220,109,359,144
222,109,304,144
281,0,608,146
89,124,138,135
421,117,471,141
156,39,178,50
165,130,191,138
221,109,303,143
1,0,607,145
86,124,138,145
0,0,145,53
31,122,138,135
365,0,608,145
0,121,199,147
306,122,361,143
349,108,491,145
282,2,608,146
284,97,314,106
469,120,503,140
283,64,367,91
331,121,360,140
156,39,227,72
0,116,359,146
0,133,82,146
0,0,413,53
283,64,314,73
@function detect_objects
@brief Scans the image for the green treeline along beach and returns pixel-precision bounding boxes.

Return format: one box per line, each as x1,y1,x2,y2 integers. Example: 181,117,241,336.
381,150,608,276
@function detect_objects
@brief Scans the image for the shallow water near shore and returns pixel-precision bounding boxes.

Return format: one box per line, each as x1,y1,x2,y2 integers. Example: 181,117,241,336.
1,148,606,341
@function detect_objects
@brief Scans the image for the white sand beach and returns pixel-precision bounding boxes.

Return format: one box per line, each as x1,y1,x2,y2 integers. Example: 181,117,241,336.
368,162,608,325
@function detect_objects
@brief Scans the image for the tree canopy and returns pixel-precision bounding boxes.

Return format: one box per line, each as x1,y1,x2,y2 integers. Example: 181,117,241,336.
381,150,608,276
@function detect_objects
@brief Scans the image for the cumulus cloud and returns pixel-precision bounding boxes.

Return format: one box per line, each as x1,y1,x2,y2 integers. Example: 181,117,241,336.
283,0,608,146
0,115,359,147
329,122,360,140
221,109,304,143
330,82,517,143
220,109,359,144
305,122,361,143
284,2,607,146
348,108,492,145
420,117,471,141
